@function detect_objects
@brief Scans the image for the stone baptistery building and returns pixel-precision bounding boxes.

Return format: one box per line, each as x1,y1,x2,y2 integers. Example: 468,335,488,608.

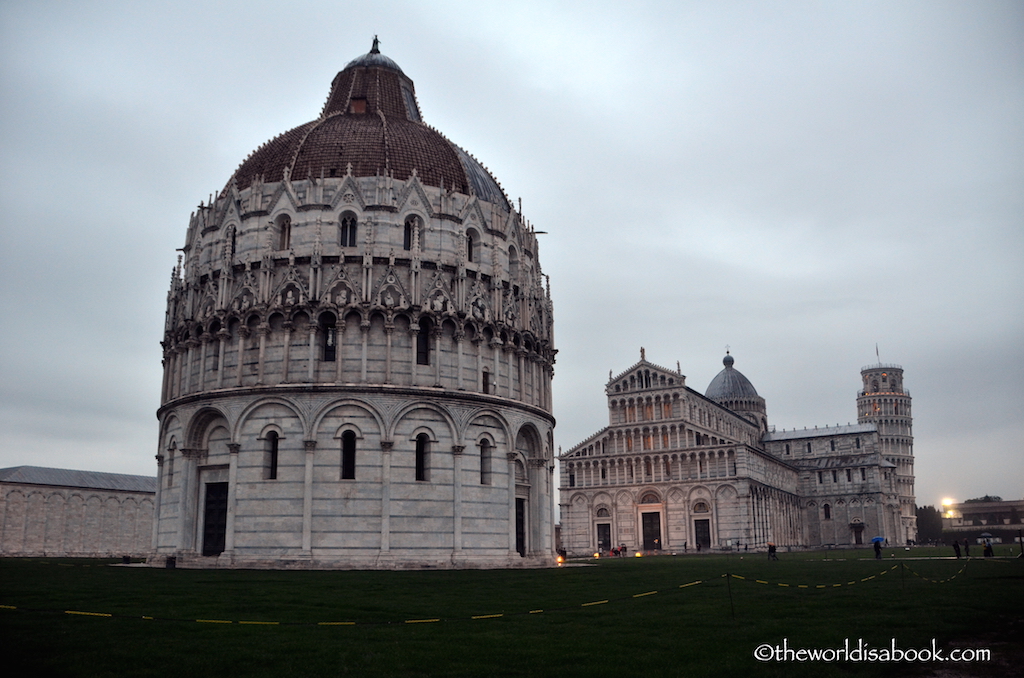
154,42,556,569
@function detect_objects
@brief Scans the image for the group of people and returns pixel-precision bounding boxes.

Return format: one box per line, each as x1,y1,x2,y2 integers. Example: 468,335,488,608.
952,539,996,558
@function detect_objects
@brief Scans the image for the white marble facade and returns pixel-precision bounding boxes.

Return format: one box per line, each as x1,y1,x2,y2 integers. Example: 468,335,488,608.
153,43,556,569
559,353,912,554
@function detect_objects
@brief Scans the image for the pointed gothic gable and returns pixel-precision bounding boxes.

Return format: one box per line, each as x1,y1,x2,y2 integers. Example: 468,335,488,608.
269,263,309,308
421,269,453,314
466,278,492,323
330,171,368,211
322,264,359,307
394,171,435,217
608,359,685,390
459,195,491,235
373,266,410,310
265,182,298,216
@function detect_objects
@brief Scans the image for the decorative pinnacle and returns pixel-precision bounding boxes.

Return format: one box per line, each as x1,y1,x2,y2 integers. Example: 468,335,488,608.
371,36,380,54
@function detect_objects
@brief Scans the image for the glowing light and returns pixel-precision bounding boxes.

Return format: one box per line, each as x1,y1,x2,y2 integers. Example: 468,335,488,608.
634,552,642,558
593,553,600,559
941,498,955,507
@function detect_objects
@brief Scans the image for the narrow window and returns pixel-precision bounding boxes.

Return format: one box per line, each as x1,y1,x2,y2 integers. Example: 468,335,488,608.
277,215,291,250
569,473,576,488
818,471,823,484
416,317,432,365
806,442,812,454
830,440,836,451
861,468,866,481
320,313,337,362
479,439,491,485
482,369,491,394
784,444,790,456
340,213,358,247
856,437,861,449
846,468,852,482
831,470,838,483
341,430,356,480
166,448,174,488
404,216,419,251
823,504,832,520
466,230,475,262
266,431,279,480
415,433,429,481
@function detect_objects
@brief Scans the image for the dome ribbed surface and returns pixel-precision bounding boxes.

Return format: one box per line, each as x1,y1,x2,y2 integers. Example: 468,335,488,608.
706,353,759,399
224,44,508,209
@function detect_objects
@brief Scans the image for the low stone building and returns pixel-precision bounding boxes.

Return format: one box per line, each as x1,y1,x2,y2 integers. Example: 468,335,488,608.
0,466,156,557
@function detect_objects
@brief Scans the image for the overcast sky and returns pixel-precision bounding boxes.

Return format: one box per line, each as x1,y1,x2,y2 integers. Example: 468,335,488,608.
1,1,1021,508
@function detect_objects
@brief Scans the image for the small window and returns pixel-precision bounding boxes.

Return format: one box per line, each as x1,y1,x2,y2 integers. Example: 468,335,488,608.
404,216,420,251
692,501,709,513
340,213,358,247
277,215,291,250
466,229,476,263
479,439,491,485
416,317,432,365
823,504,832,520
341,430,356,480
861,468,866,481
266,431,279,480
856,437,861,449
830,440,836,451
320,313,337,362
482,369,491,394
569,474,575,488
806,442,812,454
784,444,790,456
817,471,823,484
350,98,367,114
596,508,610,517
846,468,852,482
415,433,430,481
831,470,838,483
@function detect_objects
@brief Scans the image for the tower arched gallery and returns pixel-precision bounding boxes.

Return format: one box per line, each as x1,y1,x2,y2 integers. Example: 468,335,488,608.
153,42,556,569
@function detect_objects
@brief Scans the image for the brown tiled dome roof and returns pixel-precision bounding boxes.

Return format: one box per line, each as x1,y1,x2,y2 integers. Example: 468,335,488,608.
225,43,509,209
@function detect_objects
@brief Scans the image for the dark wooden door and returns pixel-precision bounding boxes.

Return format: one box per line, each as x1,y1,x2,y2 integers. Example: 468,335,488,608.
694,518,711,548
596,523,611,552
642,512,661,550
202,482,228,556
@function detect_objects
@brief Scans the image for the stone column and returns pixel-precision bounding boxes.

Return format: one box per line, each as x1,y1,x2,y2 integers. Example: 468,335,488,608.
359,319,369,383
256,324,269,384
379,441,393,559
216,329,230,389
307,323,318,382
236,326,249,387
507,452,518,557
335,321,345,383
432,325,443,387
384,323,394,384
302,440,316,557
224,443,239,558
454,331,464,390
198,334,211,392
178,447,201,554
281,320,293,383
451,445,464,559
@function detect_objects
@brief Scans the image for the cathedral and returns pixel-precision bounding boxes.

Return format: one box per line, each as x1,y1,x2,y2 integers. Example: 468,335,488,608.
558,351,915,555
153,41,556,569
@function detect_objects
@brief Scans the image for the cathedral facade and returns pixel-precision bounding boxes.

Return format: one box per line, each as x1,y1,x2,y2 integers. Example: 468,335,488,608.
559,352,914,555
153,42,556,569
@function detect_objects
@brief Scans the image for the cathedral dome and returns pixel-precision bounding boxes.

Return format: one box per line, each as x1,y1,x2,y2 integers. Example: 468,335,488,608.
225,41,509,209
706,352,759,399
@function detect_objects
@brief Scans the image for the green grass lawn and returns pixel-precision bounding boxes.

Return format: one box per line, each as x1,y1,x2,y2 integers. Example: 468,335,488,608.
1,548,1021,677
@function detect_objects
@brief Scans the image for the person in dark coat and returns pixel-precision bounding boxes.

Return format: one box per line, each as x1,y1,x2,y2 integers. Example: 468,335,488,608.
952,541,961,558
874,541,882,559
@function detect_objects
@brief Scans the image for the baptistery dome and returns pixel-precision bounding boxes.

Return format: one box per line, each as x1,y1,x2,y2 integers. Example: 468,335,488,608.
153,42,556,570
